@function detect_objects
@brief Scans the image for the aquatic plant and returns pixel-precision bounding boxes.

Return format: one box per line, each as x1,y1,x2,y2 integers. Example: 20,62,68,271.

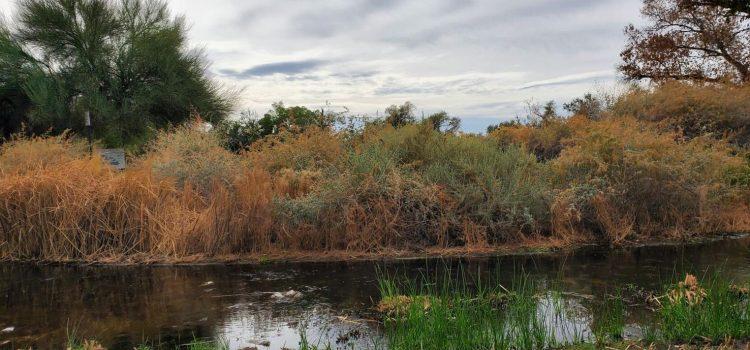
658,274,750,344
377,270,588,350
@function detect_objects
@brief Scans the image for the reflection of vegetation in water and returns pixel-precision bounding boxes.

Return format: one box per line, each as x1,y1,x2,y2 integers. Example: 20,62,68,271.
67,338,230,350
51,266,750,350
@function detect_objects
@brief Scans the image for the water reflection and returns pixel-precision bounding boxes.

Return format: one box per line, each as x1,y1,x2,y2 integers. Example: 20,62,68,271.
0,236,748,349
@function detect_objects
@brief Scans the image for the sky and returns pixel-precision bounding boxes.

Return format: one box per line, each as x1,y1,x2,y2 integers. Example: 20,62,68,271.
0,0,644,133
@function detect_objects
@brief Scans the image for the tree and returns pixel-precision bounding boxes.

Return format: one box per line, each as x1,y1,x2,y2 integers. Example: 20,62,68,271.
685,0,750,14
424,111,461,133
563,94,604,120
385,102,416,128
217,102,338,152
0,0,232,147
620,0,750,83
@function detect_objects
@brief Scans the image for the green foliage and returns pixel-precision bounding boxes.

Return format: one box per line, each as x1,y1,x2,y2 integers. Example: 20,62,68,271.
385,101,417,128
423,111,461,133
0,0,232,148
592,294,626,344
372,124,551,240
149,122,241,194
378,271,584,350
658,276,750,344
564,93,606,120
217,102,337,152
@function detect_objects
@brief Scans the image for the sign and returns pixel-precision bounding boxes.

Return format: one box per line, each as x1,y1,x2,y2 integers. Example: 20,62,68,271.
98,149,126,170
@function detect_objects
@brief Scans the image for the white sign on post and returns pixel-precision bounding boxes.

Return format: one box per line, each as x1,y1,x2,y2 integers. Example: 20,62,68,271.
98,149,126,170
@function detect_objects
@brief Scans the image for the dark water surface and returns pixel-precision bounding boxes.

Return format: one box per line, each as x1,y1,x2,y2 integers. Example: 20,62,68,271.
1,236,749,349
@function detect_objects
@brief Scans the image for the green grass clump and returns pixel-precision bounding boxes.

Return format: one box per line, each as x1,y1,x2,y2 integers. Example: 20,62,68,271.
65,337,229,350
658,276,750,344
592,293,626,344
377,270,585,350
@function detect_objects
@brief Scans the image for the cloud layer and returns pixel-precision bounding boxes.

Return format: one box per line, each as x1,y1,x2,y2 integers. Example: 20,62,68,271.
1,0,644,132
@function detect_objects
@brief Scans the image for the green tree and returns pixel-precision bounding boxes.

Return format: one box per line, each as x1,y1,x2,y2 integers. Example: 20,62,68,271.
424,111,461,133
217,102,338,152
564,94,604,120
385,102,416,128
0,0,232,147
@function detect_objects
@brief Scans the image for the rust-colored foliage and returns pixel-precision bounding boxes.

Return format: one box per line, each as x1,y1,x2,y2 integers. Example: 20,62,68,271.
620,0,750,83
550,117,744,243
0,95,748,262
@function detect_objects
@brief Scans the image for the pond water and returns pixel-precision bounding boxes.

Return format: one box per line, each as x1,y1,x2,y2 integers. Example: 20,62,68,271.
1,236,749,349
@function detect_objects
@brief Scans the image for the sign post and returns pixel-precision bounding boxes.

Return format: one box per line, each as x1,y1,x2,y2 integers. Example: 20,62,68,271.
85,111,93,156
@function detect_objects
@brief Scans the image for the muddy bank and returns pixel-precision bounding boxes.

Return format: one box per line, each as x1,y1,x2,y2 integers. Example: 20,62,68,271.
2,233,745,266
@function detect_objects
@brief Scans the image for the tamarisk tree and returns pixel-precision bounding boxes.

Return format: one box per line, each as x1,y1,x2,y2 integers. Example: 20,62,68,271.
0,0,232,146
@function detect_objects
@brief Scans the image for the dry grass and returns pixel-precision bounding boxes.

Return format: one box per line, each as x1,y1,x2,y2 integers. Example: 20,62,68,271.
550,117,747,243
612,82,750,147
1,96,749,262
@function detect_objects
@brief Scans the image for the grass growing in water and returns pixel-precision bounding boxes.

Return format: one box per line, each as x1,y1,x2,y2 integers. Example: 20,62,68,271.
377,269,588,350
591,292,626,345
657,274,750,344
65,337,229,350
377,269,750,350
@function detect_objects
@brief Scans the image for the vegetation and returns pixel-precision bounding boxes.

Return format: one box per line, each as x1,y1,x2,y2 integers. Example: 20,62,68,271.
0,0,232,148
216,102,340,153
620,0,750,83
57,269,750,349
0,83,749,262
658,274,750,344
377,272,585,350
375,271,750,350
0,0,748,263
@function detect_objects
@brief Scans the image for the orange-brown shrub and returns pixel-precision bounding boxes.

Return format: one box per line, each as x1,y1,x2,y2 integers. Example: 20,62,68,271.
0,113,748,262
0,131,281,261
489,118,575,160
612,82,750,146
550,117,747,243
147,122,243,195
247,127,343,173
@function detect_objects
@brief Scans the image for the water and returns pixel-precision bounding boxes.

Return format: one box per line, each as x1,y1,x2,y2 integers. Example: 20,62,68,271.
1,236,749,349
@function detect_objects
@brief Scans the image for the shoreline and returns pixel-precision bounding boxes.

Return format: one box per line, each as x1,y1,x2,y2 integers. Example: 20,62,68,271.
2,232,746,267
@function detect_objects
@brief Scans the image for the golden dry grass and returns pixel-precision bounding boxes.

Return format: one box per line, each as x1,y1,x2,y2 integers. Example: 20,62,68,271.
1,103,749,262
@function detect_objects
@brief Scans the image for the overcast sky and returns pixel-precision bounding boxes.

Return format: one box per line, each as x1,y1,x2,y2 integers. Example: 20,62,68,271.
0,0,644,132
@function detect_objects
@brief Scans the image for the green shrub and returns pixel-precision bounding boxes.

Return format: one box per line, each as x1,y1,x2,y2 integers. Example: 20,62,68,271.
659,275,750,344
148,122,242,194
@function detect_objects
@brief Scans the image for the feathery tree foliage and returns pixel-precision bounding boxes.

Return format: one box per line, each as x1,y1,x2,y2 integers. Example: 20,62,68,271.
0,0,232,147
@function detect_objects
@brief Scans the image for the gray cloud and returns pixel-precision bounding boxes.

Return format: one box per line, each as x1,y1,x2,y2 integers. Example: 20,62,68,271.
63,0,644,123
219,59,329,79
518,71,616,90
